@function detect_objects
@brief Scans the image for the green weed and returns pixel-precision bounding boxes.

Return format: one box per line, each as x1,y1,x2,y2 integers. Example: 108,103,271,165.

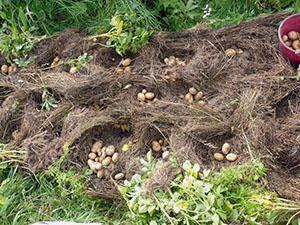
66,53,93,71
119,152,300,225
41,87,58,112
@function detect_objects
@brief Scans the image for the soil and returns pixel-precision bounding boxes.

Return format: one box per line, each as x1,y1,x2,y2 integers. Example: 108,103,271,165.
1,12,300,200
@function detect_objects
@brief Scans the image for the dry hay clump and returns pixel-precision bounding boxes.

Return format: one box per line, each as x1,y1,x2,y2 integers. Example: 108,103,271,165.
1,12,300,199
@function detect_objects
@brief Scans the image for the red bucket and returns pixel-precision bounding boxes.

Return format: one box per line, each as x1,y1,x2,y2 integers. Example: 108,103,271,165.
278,13,300,66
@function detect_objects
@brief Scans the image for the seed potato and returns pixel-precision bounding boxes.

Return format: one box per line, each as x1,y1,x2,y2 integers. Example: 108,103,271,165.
288,31,299,40
214,152,224,161
162,151,170,160
198,100,206,107
94,162,102,170
114,173,125,180
91,140,103,153
194,91,204,101
189,87,197,95
88,152,97,160
292,40,300,50
69,66,77,74
225,48,236,58
97,169,105,178
226,153,238,162
137,93,146,102
221,143,231,155
112,152,119,163
102,157,112,166
185,93,194,103
124,66,132,74
282,35,289,42
152,141,161,152
122,58,131,67
8,66,13,75
145,92,155,100
1,65,8,74
106,145,115,156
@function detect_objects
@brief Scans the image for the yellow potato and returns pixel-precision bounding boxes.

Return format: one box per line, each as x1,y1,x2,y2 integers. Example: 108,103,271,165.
214,152,224,161
221,143,231,155
152,141,161,152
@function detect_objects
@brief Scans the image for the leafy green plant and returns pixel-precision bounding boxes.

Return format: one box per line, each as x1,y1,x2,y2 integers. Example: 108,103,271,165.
41,87,58,111
66,53,93,71
119,153,300,225
0,6,43,64
92,13,153,55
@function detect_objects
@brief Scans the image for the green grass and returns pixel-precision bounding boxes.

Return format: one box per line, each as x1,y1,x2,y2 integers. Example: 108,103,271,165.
0,168,127,225
0,0,299,59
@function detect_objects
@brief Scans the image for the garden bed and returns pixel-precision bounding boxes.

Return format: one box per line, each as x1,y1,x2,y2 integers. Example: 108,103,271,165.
1,12,300,200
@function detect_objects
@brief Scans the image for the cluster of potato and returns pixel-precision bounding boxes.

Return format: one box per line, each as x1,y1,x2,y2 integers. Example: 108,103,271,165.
116,58,132,74
151,139,170,160
1,64,17,75
137,89,157,103
164,56,186,66
282,31,300,50
213,143,238,162
87,140,124,180
184,87,206,106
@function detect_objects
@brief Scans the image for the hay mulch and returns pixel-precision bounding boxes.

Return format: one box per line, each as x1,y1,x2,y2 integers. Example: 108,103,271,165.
1,12,300,200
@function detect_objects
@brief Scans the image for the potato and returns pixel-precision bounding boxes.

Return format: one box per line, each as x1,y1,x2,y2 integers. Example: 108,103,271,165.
137,93,145,102
97,169,105,178
106,145,115,156
112,152,119,163
152,141,161,152
95,157,99,162
226,153,238,162
285,41,292,47
145,92,155,100
124,66,132,74
162,151,170,160
114,173,125,180
102,157,112,166
197,100,206,107
142,89,147,94
88,152,97,160
11,64,17,73
53,56,60,63
194,91,203,101
282,34,289,42
87,159,95,168
185,93,194,104
168,56,176,66
292,40,300,50
164,58,170,65
177,61,186,66
116,68,123,74
69,66,77,74
8,66,13,75
158,139,163,145
214,152,224,161
94,162,102,170
122,58,131,67
225,48,236,58
189,87,197,95
91,140,103,153
221,143,231,155
1,65,8,74
288,31,299,40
